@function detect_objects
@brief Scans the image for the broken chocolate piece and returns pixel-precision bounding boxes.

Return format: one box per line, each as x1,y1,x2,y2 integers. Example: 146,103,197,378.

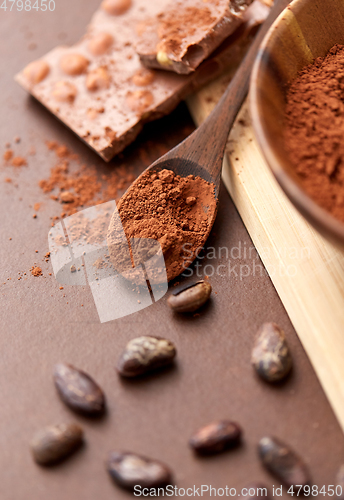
136,0,253,75
15,0,270,162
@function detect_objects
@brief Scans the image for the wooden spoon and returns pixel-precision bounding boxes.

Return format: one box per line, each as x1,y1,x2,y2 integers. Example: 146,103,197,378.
109,0,291,282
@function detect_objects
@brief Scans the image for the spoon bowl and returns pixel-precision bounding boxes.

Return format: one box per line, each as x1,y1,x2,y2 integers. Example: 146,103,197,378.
250,0,344,247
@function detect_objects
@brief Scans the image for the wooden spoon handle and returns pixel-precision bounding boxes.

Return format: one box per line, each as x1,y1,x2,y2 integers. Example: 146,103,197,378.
166,0,291,184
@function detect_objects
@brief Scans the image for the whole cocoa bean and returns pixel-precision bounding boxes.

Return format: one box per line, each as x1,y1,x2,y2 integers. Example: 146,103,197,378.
54,363,105,415
167,281,212,313
258,436,311,488
251,323,292,382
117,336,176,377
107,451,172,490
189,420,242,455
31,423,83,465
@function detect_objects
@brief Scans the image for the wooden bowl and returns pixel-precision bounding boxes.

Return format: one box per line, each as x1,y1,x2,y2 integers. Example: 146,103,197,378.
250,0,344,246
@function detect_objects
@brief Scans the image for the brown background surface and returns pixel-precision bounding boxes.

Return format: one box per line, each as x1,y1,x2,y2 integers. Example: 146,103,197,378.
0,1,344,499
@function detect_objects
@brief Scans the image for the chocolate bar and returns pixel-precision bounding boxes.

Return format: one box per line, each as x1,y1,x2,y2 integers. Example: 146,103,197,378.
15,0,269,162
136,0,253,75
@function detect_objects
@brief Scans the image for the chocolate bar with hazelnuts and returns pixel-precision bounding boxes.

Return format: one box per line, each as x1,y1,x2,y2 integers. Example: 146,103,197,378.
15,0,270,162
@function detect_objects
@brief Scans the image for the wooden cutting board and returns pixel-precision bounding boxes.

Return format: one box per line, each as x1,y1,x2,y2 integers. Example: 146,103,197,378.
187,70,344,434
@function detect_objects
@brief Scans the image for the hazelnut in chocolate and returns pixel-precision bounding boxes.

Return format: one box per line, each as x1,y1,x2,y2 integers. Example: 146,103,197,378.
23,60,50,85
60,54,89,76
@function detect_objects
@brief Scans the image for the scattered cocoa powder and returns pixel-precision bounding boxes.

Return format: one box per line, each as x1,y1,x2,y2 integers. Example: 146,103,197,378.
108,169,216,282
55,145,70,158
63,206,114,247
38,141,135,218
45,140,79,161
284,44,344,223
31,266,42,277
39,162,100,216
2,146,28,167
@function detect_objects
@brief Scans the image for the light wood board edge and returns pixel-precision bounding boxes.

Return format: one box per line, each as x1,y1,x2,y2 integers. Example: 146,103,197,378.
186,75,344,433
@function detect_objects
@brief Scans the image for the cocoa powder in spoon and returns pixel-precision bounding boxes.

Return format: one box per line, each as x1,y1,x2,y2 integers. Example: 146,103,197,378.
108,169,216,281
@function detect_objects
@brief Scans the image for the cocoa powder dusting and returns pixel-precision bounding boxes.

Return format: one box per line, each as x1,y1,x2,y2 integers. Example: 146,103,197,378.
156,6,216,55
109,169,216,281
2,140,137,287
284,44,344,223
38,141,135,218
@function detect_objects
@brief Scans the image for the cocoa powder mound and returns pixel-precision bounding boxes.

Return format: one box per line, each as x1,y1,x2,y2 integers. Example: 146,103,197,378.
284,44,344,223
108,169,216,281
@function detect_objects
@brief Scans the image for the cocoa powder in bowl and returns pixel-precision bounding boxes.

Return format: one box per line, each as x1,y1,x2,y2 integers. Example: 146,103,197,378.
107,169,216,282
284,44,344,223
